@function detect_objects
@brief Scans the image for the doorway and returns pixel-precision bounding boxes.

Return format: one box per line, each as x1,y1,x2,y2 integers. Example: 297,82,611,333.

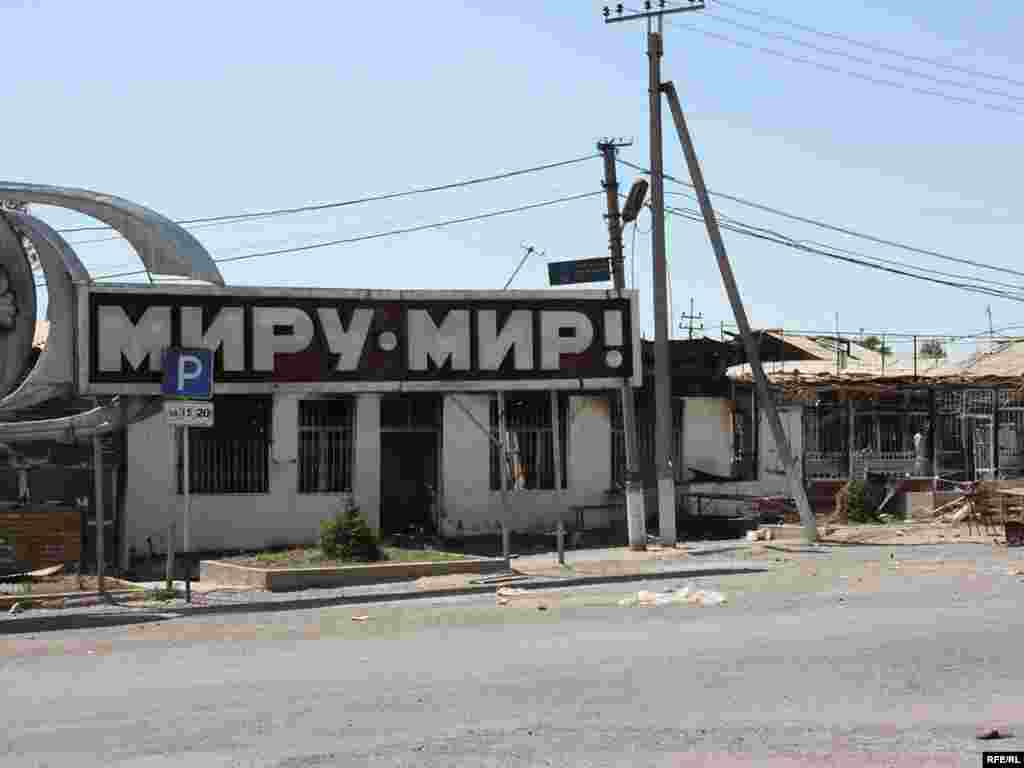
379,395,442,537
967,415,995,480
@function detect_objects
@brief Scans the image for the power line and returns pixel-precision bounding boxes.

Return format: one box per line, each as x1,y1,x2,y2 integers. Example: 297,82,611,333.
660,189,1024,292
664,202,1024,305
620,158,1024,280
661,15,1024,118
77,191,602,284
702,9,1024,106
55,154,600,235
712,0,1024,90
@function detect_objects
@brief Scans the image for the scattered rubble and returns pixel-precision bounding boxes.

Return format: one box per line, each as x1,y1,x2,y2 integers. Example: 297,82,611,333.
977,728,1012,741
618,585,727,607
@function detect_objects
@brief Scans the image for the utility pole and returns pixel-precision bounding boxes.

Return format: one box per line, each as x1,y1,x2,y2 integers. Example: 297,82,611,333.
680,297,704,340
660,82,819,541
605,0,706,546
599,139,646,551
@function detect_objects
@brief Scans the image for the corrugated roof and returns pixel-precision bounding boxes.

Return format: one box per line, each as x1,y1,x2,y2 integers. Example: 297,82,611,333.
724,331,1024,395
728,331,903,380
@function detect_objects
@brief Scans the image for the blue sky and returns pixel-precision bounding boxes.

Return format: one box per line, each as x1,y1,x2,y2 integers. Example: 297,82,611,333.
5,0,1022,363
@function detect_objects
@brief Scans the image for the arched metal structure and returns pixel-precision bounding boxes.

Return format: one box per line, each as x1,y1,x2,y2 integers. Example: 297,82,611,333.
0,182,224,442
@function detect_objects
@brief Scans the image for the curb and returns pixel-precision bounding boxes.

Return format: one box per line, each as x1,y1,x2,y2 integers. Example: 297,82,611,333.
0,564,769,634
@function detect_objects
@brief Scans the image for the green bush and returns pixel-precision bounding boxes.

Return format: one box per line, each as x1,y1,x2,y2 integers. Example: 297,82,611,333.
846,480,873,523
320,502,381,562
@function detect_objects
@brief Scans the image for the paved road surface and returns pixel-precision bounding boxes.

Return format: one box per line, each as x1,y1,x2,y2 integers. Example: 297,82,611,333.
3,544,1023,767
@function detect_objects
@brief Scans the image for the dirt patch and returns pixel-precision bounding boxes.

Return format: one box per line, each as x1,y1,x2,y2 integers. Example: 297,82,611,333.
0,576,138,597
228,546,467,570
413,574,476,591
821,522,1002,546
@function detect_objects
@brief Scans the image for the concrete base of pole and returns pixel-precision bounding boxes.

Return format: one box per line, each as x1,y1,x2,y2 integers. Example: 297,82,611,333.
657,475,677,546
626,481,646,551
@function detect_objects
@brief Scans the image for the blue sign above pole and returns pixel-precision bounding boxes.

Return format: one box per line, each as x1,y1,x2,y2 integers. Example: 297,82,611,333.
161,348,213,400
547,258,611,286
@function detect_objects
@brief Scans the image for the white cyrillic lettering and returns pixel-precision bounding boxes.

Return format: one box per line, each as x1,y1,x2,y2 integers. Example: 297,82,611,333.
318,308,373,371
97,305,170,372
407,309,470,371
540,311,595,370
181,306,245,371
252,307,314,371
477,309,533,371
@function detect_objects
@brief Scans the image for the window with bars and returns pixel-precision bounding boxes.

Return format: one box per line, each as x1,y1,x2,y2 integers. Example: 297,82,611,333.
298,399,355,494
610,393,686,486
489,393,567,490
177,396,271,494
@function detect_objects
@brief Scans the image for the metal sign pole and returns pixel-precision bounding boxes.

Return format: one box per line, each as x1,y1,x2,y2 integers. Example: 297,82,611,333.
183,424,190,554
93,434,104,594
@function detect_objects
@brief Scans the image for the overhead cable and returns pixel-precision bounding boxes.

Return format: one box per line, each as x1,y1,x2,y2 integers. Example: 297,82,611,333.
80,191,602,283
712,0,1024,89
56,153,600,235
621,158,1024,280
661,17,1024,118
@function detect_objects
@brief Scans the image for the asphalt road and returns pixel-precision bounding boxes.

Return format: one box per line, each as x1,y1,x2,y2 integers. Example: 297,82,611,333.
3,543,1024,767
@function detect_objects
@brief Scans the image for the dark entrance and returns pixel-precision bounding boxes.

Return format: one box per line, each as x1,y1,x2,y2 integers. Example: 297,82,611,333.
380,394,442,537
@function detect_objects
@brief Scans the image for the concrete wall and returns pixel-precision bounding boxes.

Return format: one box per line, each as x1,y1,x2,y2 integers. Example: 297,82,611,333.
681,404,805,518
124,390,617,553
439,393,614,536
683,397,734,479
124,393,381,555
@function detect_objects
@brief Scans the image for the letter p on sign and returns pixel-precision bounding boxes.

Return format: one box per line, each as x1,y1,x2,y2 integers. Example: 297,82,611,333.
162,348,213,400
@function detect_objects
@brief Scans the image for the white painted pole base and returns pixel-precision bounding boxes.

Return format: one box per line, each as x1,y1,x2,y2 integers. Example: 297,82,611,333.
626,482,646,551
658,475,677,546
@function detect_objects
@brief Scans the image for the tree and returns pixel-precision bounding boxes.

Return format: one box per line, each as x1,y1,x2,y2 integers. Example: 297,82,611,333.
862,335,892,358
918,339,946,360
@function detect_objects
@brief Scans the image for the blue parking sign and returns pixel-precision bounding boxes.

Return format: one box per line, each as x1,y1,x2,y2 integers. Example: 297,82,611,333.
162,348,213,400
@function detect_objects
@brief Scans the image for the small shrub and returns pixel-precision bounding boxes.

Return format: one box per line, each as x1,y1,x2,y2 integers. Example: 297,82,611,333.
320,502,381,562
846,480,874,523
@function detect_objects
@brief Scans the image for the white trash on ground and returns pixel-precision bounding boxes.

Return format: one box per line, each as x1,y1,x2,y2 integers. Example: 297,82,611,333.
618,584,727,607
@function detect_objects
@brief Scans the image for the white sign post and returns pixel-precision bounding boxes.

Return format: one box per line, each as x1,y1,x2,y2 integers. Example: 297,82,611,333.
164,401,214,556
161,349,214,558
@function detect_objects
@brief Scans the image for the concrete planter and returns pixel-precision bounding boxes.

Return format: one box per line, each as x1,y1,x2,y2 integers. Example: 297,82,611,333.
200,556,509,592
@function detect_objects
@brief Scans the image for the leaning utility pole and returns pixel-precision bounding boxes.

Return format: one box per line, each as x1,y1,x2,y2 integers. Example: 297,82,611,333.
662,82,818,542
599,139,646,551
605,1,707,545
604,0,818,542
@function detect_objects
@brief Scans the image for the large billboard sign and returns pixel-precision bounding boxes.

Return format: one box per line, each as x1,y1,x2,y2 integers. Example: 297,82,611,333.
80,285,641,394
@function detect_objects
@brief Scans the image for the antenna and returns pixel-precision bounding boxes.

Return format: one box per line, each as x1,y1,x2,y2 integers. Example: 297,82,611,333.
503,243,543,290
679,297,704,340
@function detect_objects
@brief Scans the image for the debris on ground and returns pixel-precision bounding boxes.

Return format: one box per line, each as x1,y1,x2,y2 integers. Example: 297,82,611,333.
494,586,555,611
950,505,971,524
8,602,23,615
746,529,774,543
351,614,370,622
977,728,1012,740
618,585,727,607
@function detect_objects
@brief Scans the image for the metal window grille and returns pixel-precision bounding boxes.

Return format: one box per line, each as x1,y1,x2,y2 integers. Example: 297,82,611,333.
965,389,995,415
177,396,271,494
490,394,567,490
298,399,355,494
937,390,963,414
611,394,685,486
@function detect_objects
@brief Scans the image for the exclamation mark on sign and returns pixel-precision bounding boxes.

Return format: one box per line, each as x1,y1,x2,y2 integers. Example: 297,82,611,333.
604,310,624,368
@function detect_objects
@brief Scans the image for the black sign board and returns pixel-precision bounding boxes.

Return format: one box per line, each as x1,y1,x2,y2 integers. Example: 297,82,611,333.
547,258,611,286
81,286,640,393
